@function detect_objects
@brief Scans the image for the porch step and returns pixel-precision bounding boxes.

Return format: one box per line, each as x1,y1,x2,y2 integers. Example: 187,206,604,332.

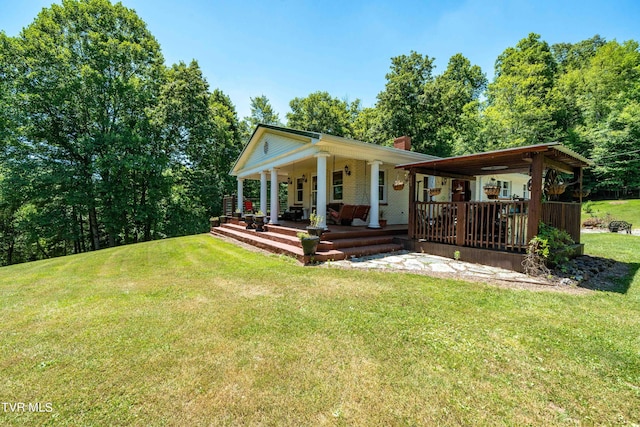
211,224,403,263
217,223,398,251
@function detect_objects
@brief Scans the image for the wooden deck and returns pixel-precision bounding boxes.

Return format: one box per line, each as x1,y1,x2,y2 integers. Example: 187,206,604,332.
211,219,408,263
412,200,581,252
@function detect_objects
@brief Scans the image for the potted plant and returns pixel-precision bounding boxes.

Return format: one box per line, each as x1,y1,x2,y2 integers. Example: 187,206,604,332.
210,216,220,228
297,231,320,256
379,210,387,228
233,209,242,219
483,179,501,199
244,213,255,229
219,215,228,224
306,212,324,237
254,210,266,232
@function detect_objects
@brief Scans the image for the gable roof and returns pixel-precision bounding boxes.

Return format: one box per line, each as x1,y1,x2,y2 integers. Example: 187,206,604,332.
396,142,593,179
231,124,438,179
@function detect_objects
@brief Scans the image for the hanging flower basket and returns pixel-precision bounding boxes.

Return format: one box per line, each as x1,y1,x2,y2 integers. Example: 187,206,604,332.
483,184,501,199
393,181,405,191
427,187,442,196
546,184,567,195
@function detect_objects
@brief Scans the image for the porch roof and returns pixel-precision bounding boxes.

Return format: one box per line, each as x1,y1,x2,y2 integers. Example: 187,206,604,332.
232,124,437,180
396,143,593,179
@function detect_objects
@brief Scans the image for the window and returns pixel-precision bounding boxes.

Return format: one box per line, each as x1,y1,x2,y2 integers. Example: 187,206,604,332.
296,178,304,204
378,170,387,203
311,175,317,207
522,183,529,200
332,171,343,201
498,180,511,198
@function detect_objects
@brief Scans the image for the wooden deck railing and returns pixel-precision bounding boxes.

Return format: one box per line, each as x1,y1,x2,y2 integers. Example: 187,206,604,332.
413,201,531,252
541,201,581,243
413,200,581,252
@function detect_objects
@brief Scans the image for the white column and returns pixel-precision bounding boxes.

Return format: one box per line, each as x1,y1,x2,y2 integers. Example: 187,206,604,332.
368,160,382,228
260,171,267,214
315,153,330,229
269,169,279,225
237,178,244,213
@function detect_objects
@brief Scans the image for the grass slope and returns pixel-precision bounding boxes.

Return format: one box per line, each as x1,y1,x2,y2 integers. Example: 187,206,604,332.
582,199,640,227
1,234,639,425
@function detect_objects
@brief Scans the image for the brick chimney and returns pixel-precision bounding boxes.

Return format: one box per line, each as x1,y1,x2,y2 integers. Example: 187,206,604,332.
394,135,411,151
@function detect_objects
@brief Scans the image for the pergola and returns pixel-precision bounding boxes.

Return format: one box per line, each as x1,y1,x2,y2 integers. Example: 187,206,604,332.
396,143,593,271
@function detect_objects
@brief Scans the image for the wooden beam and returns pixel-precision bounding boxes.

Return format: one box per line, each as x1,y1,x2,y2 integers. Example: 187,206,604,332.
543,156,574,175
410,168,477,180
408,169,416,239
527,153,544,242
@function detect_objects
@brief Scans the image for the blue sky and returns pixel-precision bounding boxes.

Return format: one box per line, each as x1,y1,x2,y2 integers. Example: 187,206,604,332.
2,0,640,120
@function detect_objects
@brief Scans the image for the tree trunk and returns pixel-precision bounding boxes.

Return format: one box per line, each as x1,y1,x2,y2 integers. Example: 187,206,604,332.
88,205,100,251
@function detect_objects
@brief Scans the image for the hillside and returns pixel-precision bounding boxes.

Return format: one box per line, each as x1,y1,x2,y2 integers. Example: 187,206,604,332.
582,199,640,228
0,234,638,425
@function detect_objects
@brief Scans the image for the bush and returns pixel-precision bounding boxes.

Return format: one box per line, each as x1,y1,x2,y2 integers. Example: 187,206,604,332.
523,223,575,275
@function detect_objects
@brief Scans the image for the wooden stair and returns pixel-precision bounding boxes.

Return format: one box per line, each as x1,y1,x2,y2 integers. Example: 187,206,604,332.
211,221,406,263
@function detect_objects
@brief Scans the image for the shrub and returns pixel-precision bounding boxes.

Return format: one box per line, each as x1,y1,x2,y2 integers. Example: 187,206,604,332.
523,223,575,275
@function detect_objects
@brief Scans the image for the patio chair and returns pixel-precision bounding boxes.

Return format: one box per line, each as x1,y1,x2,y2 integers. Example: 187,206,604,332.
328,204,358,225
243,200,255,214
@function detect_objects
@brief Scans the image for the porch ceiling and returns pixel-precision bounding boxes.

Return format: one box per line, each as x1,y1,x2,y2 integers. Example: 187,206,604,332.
396,142,593,179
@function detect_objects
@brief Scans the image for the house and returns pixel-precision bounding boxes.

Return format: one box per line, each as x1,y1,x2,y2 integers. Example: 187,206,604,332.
218,125,592,271
229,124,437,229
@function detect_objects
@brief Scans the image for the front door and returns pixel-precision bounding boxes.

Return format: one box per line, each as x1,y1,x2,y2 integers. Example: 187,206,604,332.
451,180,470,202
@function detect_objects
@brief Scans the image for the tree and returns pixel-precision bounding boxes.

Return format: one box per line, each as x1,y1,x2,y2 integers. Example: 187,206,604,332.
375,51,436,151
286,91,359,137
9,0,165,252
247,95,281,127
484,33,560,149
433,53,487,155
575,40,640,192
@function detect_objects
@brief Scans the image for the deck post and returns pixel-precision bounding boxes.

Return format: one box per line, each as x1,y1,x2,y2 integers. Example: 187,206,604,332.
527,152,544,243
269,169,279,225
260,171,267,215
368,160,382,228
237,178,244,213
456,202,466,246
408,169,416,239
315,152,330,229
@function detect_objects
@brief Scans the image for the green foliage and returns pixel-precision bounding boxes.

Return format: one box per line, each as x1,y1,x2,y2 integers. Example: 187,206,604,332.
0,0,241,265
286,91,359,137
528,222,575,268
308,211,323,228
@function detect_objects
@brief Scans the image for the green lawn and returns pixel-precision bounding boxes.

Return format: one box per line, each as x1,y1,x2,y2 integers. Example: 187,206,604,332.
582,199,640,227
1,234,639,425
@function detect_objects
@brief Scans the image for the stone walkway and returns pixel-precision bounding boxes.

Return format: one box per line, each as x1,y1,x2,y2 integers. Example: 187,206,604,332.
325,250,549,285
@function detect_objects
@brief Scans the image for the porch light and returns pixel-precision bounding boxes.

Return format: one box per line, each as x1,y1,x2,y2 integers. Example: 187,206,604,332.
344,165,351,176
287,177,292,185
302,174,307,183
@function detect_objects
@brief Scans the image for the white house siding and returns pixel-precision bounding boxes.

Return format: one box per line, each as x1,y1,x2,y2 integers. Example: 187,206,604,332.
242,134,306,173
475,173,530,201
283,160,409,225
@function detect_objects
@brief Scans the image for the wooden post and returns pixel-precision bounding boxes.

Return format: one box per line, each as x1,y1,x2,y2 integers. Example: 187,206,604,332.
456,202,466,246
527,153,544,243
408,169,416,239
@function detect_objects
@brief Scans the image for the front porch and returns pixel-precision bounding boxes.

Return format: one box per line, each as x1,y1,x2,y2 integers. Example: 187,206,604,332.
211,219,408,263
